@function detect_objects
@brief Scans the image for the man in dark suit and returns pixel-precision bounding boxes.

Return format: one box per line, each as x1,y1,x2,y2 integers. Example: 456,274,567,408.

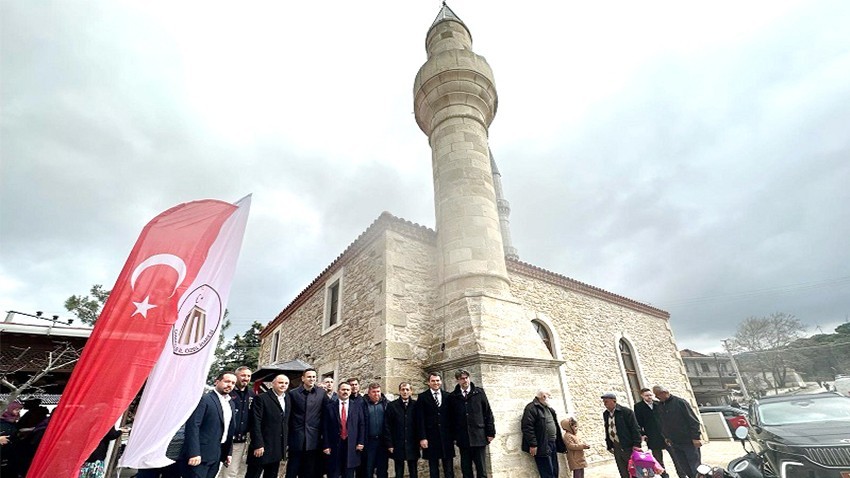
634,388,669,478
447,370,495,478
181,371,238,478
246,374,291,478
415,372,454,478
323,382,366,478
287,368,326,478
384,382,419,478
601,392,642,478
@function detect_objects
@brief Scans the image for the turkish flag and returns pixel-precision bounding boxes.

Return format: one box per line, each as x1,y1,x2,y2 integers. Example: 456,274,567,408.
27,198,243,478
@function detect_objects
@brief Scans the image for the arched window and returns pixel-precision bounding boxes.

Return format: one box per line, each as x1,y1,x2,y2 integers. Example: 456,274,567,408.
532,320,554,357
619,338,642,403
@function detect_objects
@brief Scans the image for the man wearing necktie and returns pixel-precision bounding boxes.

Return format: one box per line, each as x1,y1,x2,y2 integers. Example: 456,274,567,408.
384,382,420,478
447,370,495,478
323,382,366,478
416,373,455,478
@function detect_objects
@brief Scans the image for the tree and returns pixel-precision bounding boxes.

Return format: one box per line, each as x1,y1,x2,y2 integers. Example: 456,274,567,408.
0,341,81,415
208,321,264,382
732,312,806,394
64,284,110,325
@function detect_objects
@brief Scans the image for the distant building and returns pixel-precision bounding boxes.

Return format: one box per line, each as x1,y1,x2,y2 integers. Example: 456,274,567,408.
679,349,740,405
259,5,697,476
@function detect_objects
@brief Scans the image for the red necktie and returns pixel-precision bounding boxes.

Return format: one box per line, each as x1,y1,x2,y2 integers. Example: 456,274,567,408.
341,402,348,439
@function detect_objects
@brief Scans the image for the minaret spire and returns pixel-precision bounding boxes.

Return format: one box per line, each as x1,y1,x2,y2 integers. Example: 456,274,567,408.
490,150,519,260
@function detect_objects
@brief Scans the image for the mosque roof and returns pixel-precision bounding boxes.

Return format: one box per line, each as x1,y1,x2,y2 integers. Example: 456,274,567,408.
261,212,669,338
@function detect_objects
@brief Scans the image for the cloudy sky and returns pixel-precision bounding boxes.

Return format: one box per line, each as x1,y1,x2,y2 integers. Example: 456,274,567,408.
2,1,849,353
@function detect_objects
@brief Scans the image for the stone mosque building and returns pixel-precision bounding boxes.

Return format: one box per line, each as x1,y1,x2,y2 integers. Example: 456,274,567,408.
259,4,696,475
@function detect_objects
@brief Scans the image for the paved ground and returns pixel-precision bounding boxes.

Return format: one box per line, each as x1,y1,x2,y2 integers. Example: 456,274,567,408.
584,439,748,478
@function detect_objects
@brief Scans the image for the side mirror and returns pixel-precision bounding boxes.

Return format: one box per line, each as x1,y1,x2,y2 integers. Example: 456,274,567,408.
734,426,749,440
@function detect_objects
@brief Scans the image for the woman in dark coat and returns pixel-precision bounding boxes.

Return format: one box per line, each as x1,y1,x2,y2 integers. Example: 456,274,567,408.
383,383,420,478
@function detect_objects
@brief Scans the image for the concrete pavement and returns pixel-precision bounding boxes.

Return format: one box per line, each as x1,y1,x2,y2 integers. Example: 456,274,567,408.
584,439,749,478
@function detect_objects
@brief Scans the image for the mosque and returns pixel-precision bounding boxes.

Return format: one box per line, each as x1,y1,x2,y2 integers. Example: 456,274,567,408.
258,4,696,475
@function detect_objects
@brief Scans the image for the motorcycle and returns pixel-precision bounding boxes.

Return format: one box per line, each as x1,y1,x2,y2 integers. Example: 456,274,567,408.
694,427,766,478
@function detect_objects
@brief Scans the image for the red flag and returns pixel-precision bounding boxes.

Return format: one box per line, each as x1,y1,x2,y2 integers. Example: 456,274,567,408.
27,199,239,478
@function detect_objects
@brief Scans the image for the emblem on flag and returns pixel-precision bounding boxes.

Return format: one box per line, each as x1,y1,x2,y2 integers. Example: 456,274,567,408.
173,284,222,355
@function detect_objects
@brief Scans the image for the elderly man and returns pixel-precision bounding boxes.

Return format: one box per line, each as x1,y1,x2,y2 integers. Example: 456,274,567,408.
180,372,237,478
448,370,495,478
521,390,563,478
601,392,641,478
652,385,702,478
246,374,291,478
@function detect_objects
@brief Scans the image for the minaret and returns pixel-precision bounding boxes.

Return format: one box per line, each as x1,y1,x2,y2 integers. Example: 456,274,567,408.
414,6,562,478
414,3,510,302
490,150,519,260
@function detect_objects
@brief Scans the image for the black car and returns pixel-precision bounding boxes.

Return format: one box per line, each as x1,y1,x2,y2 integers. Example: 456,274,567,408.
747,392,850,477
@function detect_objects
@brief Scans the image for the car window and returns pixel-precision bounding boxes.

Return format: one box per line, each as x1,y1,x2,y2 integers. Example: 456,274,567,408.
758,396,850,426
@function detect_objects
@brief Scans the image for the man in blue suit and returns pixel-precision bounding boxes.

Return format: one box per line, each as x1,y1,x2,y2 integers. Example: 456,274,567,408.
181,371,238,478
323,382,366,478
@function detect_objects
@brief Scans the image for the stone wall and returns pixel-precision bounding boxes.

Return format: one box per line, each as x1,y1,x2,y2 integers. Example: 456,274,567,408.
259,234,388,386
383,229,439,394
509,270,696,466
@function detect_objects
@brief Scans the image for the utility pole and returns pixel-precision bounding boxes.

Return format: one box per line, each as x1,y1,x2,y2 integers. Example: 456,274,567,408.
722,339,750,401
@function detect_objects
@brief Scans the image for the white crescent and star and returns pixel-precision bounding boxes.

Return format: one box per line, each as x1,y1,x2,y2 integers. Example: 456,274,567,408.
130,253,188,319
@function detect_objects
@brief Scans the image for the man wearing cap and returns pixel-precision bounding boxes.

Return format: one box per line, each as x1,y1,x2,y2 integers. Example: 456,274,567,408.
448,370,495,478
601,392,641,478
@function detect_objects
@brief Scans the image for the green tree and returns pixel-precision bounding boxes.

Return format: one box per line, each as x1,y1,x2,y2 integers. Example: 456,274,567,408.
208,321,264,382
64,284,110,325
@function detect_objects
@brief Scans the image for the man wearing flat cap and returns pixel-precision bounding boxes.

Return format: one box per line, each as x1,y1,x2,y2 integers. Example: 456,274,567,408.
601,392,641,478
447,370,495,478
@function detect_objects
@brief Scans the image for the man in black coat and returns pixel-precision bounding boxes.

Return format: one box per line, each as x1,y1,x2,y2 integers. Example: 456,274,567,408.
520,390,563,478
634,388,669,478
219,365,256,478
323,382,366,478
384,382,420,478
653,385,703,478
181,372,237,478
246,374,291,478
601,392,641,478
363,383,389,478
415,372,454,478
447,370,495,478
287,368,326,478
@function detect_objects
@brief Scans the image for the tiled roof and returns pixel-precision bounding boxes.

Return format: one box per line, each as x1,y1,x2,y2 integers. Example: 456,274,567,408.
261,213,670,337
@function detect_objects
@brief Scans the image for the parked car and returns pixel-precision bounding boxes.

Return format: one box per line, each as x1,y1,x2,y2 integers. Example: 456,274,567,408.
699,405,749,432
747,392,850,477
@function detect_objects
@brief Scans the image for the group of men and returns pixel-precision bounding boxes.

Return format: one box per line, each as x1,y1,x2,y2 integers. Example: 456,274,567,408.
600,385,703,478
177,368,495,478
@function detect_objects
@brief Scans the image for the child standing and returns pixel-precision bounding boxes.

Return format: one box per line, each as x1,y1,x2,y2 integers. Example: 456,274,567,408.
561,417,590,478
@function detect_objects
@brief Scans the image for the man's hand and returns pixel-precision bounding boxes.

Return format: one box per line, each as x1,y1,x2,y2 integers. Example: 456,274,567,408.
692,439,703,448
225,456,232,467
388,447,394,454
188,456,201,466
356,444,364,451
419,439,428,449
529,446,537,457
254,447,265,458
487,436,494,443
0,436,9,446
323,448,332,455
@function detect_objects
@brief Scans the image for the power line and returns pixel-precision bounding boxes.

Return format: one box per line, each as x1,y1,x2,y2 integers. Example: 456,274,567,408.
662,275,850,307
